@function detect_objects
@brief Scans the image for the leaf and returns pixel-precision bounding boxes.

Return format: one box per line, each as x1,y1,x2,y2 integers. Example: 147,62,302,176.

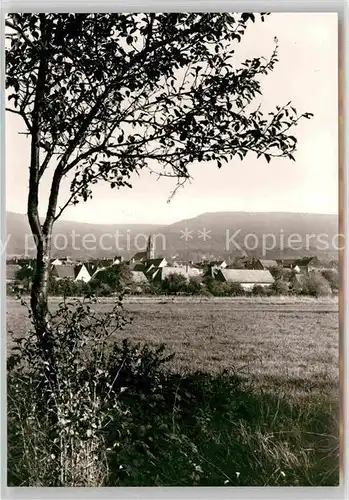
241,13,254,23
180,130,187,141
264,153,271,163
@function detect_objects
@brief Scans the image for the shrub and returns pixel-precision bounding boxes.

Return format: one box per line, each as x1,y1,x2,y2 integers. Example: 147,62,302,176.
15,264,35,291
161,273,188,295
269,266,282,279
321,270,339,293
271,279,289,296
252,284,267,296
8,296,130,486
227,282,245,296
89,263,132,294
143,281,162,295
186,277,203,295
289,278,303,296
303,273,332,297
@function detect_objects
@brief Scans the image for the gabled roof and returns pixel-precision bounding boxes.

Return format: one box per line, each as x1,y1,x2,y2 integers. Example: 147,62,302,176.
295,256,321,267
74,264,91,278
52,265,75,279
218,269,274,284
131,251,147,261
51,258,62,264
132,263,146,272
85,261,99,273
145,258,167,267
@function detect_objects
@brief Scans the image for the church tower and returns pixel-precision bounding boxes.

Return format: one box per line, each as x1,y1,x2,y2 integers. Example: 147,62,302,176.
146,234,155,260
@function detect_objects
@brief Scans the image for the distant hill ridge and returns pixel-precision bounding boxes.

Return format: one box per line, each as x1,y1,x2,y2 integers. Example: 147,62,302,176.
6,210,339,261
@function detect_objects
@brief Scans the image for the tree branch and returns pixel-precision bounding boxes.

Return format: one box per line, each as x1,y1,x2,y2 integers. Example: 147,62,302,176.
6,107,33,133
27,14,48,245
5,20,42,49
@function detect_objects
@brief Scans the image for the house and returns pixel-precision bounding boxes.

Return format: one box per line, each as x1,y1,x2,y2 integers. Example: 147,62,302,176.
74,264,92,283
113,255,124,265
143,257,168,275
214,269,274,290
51,265,75,280
86,258,115,278
260,259,279,270
129,251,148,265
129,235,156,265
152,266,189,282
85,261,100,276
50,256,75,266
294,256,329,275
51,258,63,266
132,263,147,272
276,259,301,273
187,266,203,277
145,257,168,268
151,265,202,282
7,257,36,268
51,264,91,283
6,264,21,283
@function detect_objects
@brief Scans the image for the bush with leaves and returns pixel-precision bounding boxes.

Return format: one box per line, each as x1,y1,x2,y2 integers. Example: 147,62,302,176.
321,269,339,293
302,273,332,297
89,263,132,295
161,273,188,295
271,279,289,296
8,295,132,486
15,264,35,291
186,276,203,295
142,281,163,296
252,284,267,296
227,282,245,296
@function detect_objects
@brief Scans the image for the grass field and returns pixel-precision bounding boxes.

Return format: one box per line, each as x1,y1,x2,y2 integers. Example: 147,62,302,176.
7,296,339,392
7,296,340,486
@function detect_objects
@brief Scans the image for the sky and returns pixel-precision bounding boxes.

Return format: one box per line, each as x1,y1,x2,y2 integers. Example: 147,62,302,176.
6,13,339,225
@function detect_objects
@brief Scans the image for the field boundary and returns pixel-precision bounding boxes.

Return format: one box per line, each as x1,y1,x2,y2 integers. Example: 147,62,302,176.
7,294,339,306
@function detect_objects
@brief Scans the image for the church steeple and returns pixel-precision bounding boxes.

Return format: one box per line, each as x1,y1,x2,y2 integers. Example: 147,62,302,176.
146,234,155,260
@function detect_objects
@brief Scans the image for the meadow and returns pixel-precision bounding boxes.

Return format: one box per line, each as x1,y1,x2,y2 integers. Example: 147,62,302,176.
7,296,339,390
7,296,340,486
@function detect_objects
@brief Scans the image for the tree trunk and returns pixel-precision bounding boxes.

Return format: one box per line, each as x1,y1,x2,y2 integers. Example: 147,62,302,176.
30,238,51,338
30,235,57,378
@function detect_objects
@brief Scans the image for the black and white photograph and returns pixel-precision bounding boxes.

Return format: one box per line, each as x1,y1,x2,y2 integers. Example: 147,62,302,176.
4,12,341,487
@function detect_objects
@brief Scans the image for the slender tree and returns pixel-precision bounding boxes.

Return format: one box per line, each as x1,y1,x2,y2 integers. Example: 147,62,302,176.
6,13,312,348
